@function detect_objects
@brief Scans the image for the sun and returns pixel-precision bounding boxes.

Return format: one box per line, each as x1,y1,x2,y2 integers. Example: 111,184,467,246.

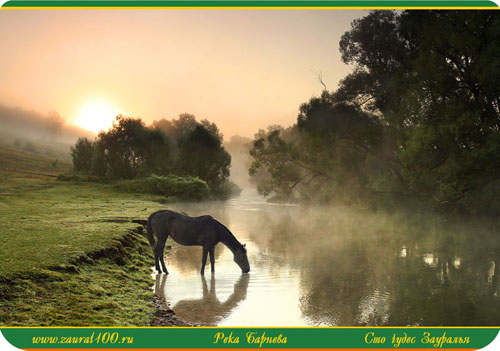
75,100,119,134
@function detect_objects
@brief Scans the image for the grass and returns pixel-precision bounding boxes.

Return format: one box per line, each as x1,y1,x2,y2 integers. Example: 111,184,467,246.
0,146,71,189
0,229,156,326
0,146,170,325
0,146,71,173
0,182,166,276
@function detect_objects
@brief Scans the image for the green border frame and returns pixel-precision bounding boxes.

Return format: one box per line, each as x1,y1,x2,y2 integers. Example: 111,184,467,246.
0,1,499,350
2,326,499,349
2,0,499,9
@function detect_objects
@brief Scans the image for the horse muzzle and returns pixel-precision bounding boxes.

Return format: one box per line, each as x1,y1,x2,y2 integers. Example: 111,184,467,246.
242,268,250,273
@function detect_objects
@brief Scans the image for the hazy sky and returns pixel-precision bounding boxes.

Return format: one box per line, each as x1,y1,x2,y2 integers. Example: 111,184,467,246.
0,9,365,138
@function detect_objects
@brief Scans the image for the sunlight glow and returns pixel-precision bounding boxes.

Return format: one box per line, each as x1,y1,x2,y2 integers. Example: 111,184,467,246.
75,100,119,134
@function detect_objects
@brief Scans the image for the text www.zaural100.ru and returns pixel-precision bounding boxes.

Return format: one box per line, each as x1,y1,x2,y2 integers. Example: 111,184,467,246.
32,332,133,345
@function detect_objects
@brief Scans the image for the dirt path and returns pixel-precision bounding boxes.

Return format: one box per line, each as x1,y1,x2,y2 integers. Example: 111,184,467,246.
0,182,60,194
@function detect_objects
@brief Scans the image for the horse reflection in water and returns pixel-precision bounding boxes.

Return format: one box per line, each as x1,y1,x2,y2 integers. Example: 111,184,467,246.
155,273,250,325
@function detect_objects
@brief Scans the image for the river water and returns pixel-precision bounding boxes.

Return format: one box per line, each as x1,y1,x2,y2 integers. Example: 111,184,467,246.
153,189,500,326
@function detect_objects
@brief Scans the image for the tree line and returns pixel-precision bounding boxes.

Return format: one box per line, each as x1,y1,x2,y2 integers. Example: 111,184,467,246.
249,10,500,214
71,113,231,192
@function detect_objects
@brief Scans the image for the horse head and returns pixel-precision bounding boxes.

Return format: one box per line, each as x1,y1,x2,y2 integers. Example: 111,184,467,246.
234,243,250,273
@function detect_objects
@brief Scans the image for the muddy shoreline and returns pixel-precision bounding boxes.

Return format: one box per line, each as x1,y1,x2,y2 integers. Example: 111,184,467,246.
150,294,194,326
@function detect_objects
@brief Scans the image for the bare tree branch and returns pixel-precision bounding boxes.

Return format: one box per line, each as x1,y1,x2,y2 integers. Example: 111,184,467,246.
312,69,328,91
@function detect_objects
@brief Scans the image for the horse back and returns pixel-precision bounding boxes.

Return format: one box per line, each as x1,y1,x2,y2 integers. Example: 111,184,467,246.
150,210,218,247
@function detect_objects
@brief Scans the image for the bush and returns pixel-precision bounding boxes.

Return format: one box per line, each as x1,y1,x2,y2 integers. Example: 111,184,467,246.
210,181,242,200
114,174,209,200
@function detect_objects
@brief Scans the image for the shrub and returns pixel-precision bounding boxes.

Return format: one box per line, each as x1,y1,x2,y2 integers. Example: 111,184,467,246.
210,181,242,200
114,174,209,200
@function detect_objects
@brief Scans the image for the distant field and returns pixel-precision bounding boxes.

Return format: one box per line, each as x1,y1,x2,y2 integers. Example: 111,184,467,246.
0,146,72,189
0,146,72,174
0,148,169,326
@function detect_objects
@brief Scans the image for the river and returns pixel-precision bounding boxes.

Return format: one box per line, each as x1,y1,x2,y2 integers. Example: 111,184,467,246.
153,189,500,326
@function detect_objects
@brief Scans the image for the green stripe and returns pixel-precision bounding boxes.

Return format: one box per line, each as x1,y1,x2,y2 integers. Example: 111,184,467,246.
2,327,499,349
2,0,499,8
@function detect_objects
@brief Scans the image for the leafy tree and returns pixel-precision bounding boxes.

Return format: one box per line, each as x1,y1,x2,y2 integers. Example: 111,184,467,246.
250,10,500,213
90,140,107,177
398,11,500,206
153,114,224,146
152,113,198,145
71,137,93,172
177,124,231,187
71,113,232,200
141,128,172,176
249,98,400,203
96,116,172,179
249,126,305,201
336,10,500,209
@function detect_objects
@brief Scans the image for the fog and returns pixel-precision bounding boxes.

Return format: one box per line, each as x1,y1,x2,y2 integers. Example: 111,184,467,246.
0,104,251,180
224,135,253,189
155,192,500,326
0,104,93,161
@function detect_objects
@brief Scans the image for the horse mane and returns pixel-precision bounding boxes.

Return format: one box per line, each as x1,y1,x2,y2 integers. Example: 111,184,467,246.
212,219,242,252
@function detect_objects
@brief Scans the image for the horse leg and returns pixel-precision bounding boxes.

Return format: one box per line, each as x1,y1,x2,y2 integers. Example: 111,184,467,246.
159,237,169,274
153,243,162,273
200,247,208,275
154,236,169,274
209,247,215,273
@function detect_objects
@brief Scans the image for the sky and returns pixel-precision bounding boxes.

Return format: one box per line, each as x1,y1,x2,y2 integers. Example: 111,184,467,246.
0,9,365,138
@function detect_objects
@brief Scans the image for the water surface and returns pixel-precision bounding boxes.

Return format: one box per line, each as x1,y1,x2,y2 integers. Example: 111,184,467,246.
153,189,500,326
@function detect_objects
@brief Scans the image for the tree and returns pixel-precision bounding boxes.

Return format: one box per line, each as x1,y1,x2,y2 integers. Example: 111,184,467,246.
74,115,172,179
177,124,231,187
152,113,198,145
249,10,500,213
71,137,93,172
71,112,232,190
336,10,500,208
249,98,398,203
249,126,314,201
397,11,500,206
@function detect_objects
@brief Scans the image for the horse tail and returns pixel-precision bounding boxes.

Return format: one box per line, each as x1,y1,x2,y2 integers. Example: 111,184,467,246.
147,213,156,250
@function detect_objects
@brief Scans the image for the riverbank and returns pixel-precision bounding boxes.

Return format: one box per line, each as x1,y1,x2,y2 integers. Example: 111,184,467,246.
0,171,164,325
0,220,193,326
0,224,139,325
151,294,193,326
0,148,196,326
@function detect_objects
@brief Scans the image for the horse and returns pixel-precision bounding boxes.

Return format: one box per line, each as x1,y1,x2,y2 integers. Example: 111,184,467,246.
147,210,250,275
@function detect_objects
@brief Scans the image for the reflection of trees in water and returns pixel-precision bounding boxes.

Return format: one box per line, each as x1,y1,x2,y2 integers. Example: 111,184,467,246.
384,220,500,326
299,243,372,325
155,273,249,326
162,199,499,325
260,208,500,325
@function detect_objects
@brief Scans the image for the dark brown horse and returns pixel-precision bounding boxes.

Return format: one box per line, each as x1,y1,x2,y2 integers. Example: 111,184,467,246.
147,210,250,274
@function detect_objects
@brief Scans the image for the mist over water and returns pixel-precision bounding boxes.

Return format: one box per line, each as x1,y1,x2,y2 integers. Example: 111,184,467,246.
154,189,500,326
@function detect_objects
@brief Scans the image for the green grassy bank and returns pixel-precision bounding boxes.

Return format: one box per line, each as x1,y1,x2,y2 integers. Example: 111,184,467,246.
0,148,170,325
